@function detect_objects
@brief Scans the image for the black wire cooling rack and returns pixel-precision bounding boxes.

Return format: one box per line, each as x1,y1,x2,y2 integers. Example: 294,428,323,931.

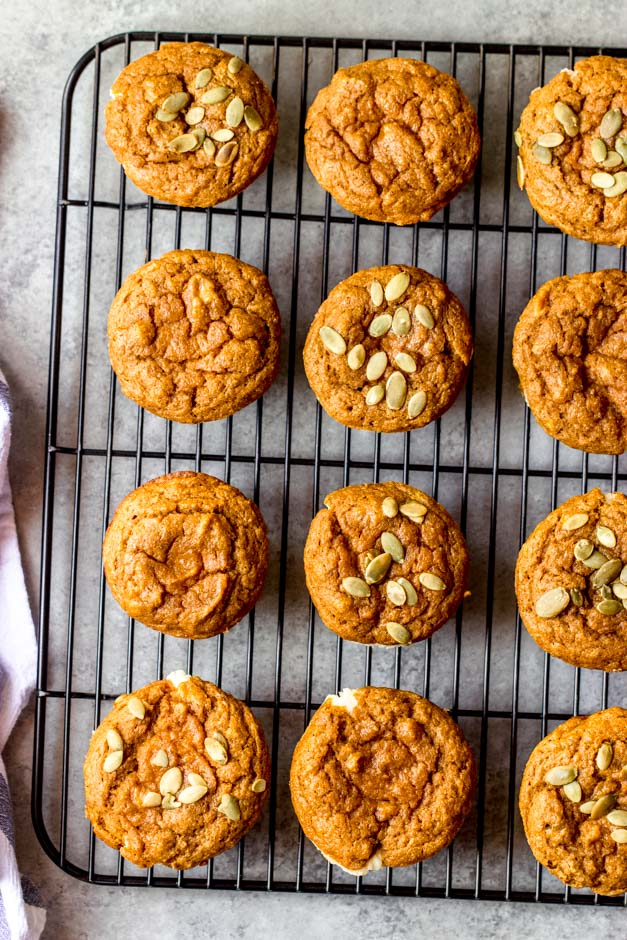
34,31,627,904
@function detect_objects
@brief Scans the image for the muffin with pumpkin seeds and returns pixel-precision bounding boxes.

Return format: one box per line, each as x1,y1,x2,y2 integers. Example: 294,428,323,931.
105,42,278,206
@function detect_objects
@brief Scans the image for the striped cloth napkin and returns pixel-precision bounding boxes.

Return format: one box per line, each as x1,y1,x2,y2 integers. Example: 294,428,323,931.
0,372,46,939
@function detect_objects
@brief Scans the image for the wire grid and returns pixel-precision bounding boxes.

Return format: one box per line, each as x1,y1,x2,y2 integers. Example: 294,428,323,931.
34,32,627,904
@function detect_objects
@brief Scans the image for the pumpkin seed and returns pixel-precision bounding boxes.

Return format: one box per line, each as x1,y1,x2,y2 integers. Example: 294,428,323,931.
514,130,522,147
252,778,267,793
563,513,589,531
179,785,208,804
569,588,583,607
533,143,552,165
395,352,416,373
616,137,627,162
580,801,595,814
211,127,235,142
142,791,162,807
600,108,623,139
600,585,613,601
191,127,206,148
397,577,418,605
574,539,594,561
319,326,346,354
365,553,392,584
419,572,446,591
399,501,427,523
185,106,205,126
613,582,627,599
382,497,398,518
607,810,627,827
195,68,213,88
202,86,232,105
189,773,207,787
591,138,608,163
596,743,613,771
385,371,407,410
391,307,411,335
151,749,169,767
342,577,371,598
127,696,145,720
553,101,579,136
590,793,617,819
407,390,427,419
544,765,577,786
103,750,123,772
414,304,434,329
611,829,627,843
582,550,608,569
212,731,228,749
217,793,240,821
162,91,190,113
517,155,525,189
535,586,570,618
215,141,239,166
161,794,181,810
592,558,622,588
386,622,410,644
365,384,385,406
603,171,627,197
384,272,410,302
205,737,228,763
203,138,216,158
370,280,384,306
604,151,623,169
369,313,393,337
156,108,178,122
537,132,564,148
168,133,198,153
347,344,366,370
591,171,616,189
366,351,388,382
596,599,623,615
386,580,407,606
106,729,123,751
226,96,245,127
228,56,244,74
381,531,404,563
244,105,263,131
159,767,183,796
563,780,582,802
596,525,617,549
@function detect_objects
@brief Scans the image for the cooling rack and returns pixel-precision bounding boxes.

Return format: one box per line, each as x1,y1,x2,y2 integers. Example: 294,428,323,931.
34,31,627,904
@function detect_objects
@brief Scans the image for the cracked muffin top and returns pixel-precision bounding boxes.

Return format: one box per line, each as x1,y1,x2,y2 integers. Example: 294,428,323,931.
512,269,627,455
102,471,268,639
304,57,480,225
84,672,270,869
520,708,627,895
515,489,627,672
516,55,627,245
289,686,476,873
304,482,470,646
108,249,281,424
105,42,278,207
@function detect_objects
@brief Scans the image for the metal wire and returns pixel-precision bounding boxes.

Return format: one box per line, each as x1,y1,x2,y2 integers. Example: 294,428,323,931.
34,32,627,904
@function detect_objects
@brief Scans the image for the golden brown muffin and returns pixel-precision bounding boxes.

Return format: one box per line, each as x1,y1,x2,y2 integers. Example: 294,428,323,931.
516,55,627,245
304,482,469,646
515,489,627,672
290,686,476,873
303,265,473,433
102,471,268,639
108,249,281,424
84,672,270,869
105,42,278,207
512,269,627,455
305,57,480,225
520,708,627,895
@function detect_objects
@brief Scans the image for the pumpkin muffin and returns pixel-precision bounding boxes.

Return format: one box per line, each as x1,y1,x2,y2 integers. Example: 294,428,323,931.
516,55,627,245
290,686,476,874
84,671,270,869
105,42,278,207
108,250,281,424
520,707,627,895
515,488,627,671
103,471,268,640
305,57,480,225
304,482,469,646
303,265,473,433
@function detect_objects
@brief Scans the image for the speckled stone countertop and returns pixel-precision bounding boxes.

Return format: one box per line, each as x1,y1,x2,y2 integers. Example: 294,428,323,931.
3,1,627,937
